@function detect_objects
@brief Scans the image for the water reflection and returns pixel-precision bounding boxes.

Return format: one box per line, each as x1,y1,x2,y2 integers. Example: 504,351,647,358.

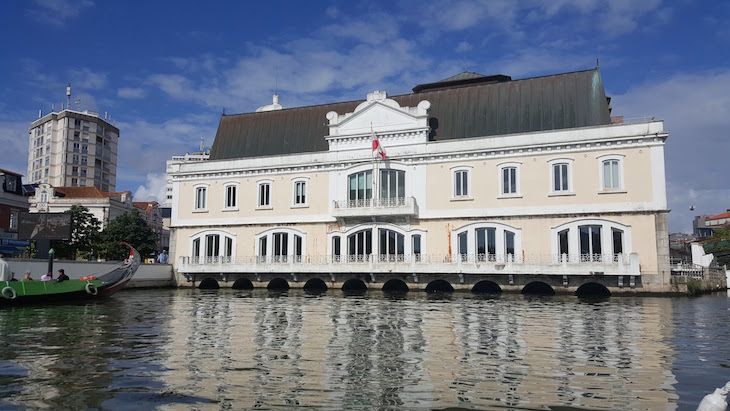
1,288,721,410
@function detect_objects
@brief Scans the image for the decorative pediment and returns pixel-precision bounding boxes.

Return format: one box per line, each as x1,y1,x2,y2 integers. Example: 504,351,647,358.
325,91,431,152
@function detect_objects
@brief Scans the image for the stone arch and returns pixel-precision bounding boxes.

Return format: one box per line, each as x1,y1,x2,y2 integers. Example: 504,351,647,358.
472,280,502,294
232,278,253,290
576,282,611,297
342,278,368,291
267,278,290,290
425,279,454,293
521,281,555,295
382,279,409,292
198,278,220,289
303,278,328,292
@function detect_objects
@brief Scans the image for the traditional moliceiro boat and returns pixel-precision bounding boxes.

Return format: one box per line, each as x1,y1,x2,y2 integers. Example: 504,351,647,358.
0,242,141,305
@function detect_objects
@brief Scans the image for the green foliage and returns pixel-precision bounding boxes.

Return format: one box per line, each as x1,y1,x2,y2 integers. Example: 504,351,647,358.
704,226,730,267
98,210,156,260
686,278,702,296
50,205,101,260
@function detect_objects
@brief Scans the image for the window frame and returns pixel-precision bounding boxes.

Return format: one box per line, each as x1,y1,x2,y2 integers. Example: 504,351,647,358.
597,154,625,192
291,177,309,208
223,182,239,211
497,162,521,198
193,184,208,212
451,165,473,201
189,230,236,262
257,179,273,209
452,222,521,263
548,158,574,196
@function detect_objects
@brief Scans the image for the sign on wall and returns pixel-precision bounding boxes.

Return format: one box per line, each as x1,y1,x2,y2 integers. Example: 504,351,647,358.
17,213,73,240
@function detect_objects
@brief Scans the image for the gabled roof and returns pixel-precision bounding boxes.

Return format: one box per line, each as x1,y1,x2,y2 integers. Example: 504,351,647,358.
708,211,730,220
209,68,611,161
0,168,23,177
54,187,108,198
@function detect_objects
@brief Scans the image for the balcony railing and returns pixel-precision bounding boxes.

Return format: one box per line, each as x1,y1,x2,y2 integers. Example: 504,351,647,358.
332,196,417,218
178,252,640,276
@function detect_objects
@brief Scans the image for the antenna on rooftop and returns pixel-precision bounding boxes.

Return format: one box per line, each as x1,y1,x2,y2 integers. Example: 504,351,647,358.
596,58,599,68
200,136,204,151
75,98,81,110
66,83,71,109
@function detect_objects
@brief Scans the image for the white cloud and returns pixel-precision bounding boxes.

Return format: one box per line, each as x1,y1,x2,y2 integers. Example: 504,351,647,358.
0,119,32,180
69,68,107,90
133,172,167,203
30,0,94,27
612,69,730,232
455,41,473,53
117,87,146,99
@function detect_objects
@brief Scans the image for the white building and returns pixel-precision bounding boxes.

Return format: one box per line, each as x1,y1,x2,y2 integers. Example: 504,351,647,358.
164,140,210,207
168,68,671,294
28,106,119,192
28,185,132,230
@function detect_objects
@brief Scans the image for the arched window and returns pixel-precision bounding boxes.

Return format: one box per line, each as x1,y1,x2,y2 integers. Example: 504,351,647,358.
255,228,306,263
598,154,624,191
223,182,238,210
348,170,372,206
329,224,425,263
189,230,236,263
453,222,521,262
551,219,631,263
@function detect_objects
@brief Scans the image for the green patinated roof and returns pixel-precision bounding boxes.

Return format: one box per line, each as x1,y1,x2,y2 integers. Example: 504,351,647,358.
209,68,611,161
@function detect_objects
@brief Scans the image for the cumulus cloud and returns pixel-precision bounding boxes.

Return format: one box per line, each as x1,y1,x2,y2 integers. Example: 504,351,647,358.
0,118,33,180
133,172,167,203
455,41,473,53
117,87,146,99
612,69,730,232
30,0,94,27
69,68,107,90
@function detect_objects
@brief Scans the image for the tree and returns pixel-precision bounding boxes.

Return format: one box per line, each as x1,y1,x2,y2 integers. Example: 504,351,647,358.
98,210,157,260
704,226,730,267
51,205,101,260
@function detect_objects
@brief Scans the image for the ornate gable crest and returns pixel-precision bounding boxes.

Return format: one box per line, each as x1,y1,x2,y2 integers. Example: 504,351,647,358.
325,91,430,152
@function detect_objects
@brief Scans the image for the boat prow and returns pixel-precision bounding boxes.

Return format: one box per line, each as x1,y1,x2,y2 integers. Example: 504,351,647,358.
0,242,142,306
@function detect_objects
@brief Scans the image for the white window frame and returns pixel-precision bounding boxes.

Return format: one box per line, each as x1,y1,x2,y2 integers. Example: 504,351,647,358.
451,165,473,201
9,210,18,230
548,158,574,196
550,219,632,263
292,177,309,208
597,154,625,192
257,179,273,209
326,223,426,260
223,182,238,211
497,162,521,198
193,184,208,212
451,222,522,263
255,227,307,262
189,230,236,261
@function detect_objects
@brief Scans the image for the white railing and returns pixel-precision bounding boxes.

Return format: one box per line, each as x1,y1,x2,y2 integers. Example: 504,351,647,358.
333,196,414,209
178,252,639,275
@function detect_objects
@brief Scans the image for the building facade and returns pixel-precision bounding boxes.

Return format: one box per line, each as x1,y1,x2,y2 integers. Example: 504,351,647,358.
28,109,119,192
0,168,29,255
28,185,132,230
164,144,210,207
169,68,671,293
133,201,169,253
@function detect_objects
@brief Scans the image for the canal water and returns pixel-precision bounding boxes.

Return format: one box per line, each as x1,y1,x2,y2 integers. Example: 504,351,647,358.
0,289,728,410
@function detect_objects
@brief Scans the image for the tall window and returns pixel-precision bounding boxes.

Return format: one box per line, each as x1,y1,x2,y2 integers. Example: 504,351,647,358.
380,169,405,204
612,228,624,260
454,170,469,198
192,238,201,261
580,225,602,261
413,235,422,262
348,171,372,206
293,180,307,206
258,237,267,261
505,231,515,256
553,163,569,192
9,211,18,230
205,234,220,258
273,232,288,262
294,235,303,262
476,227,496,261
503,167,516,194
258,182,271,207
225,184,237,209
558,229,569,259
348,229,372,261
194,186,207,210
378,229,405,262
458,232,468,261
332,237,341,262
599,155,624,190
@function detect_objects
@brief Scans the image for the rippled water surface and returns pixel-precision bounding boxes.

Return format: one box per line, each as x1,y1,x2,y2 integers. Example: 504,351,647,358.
0,289,728,410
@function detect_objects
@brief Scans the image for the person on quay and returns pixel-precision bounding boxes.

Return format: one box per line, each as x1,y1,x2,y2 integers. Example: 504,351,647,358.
0,253,10,282
41,272,53,281
56,269,69,282
22,271,33,281
157,249,168,264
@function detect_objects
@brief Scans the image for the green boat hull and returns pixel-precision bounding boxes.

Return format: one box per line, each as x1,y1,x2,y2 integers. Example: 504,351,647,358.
0,280,104,305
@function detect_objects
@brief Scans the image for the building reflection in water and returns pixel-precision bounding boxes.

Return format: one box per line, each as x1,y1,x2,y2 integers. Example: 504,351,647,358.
157,291,678,410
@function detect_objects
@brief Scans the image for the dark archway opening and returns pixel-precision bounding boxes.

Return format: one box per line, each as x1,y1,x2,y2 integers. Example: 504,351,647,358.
521,282,555,295
267,278,290,291
232,278,254,290
303,278,328,292
382,279,409,292
576,282,611,298
198,278,220,290
472,280,502,294
342,278,368,292
425,279,454,293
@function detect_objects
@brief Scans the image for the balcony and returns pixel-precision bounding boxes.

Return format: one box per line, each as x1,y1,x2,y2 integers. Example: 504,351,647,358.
178,252,640,276
332,196,417,218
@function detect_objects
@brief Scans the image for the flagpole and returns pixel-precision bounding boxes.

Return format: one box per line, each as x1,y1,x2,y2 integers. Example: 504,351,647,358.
371,123,376,207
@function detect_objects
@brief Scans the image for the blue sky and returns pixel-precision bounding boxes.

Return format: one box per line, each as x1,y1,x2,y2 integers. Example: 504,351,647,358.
1,0,728,233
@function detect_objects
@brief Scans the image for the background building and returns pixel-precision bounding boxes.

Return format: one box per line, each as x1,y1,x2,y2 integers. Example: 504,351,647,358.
0,168,29,255
164,139,210,207
133,201,169,253
28,185,132,230
28,94,119,192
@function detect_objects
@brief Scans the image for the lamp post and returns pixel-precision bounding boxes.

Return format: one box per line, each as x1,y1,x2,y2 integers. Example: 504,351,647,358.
47,248,54,276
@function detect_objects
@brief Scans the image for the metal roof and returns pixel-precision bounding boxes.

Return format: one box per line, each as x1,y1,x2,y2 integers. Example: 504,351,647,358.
209,68,611,161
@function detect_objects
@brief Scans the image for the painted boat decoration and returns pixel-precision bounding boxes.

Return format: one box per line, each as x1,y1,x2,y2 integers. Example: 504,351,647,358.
0,242,141,305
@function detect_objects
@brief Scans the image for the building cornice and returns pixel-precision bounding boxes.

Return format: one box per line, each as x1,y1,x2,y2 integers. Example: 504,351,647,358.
172,121,667,181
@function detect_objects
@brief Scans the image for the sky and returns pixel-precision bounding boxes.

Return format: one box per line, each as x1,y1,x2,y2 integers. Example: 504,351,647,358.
1,0,728,233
